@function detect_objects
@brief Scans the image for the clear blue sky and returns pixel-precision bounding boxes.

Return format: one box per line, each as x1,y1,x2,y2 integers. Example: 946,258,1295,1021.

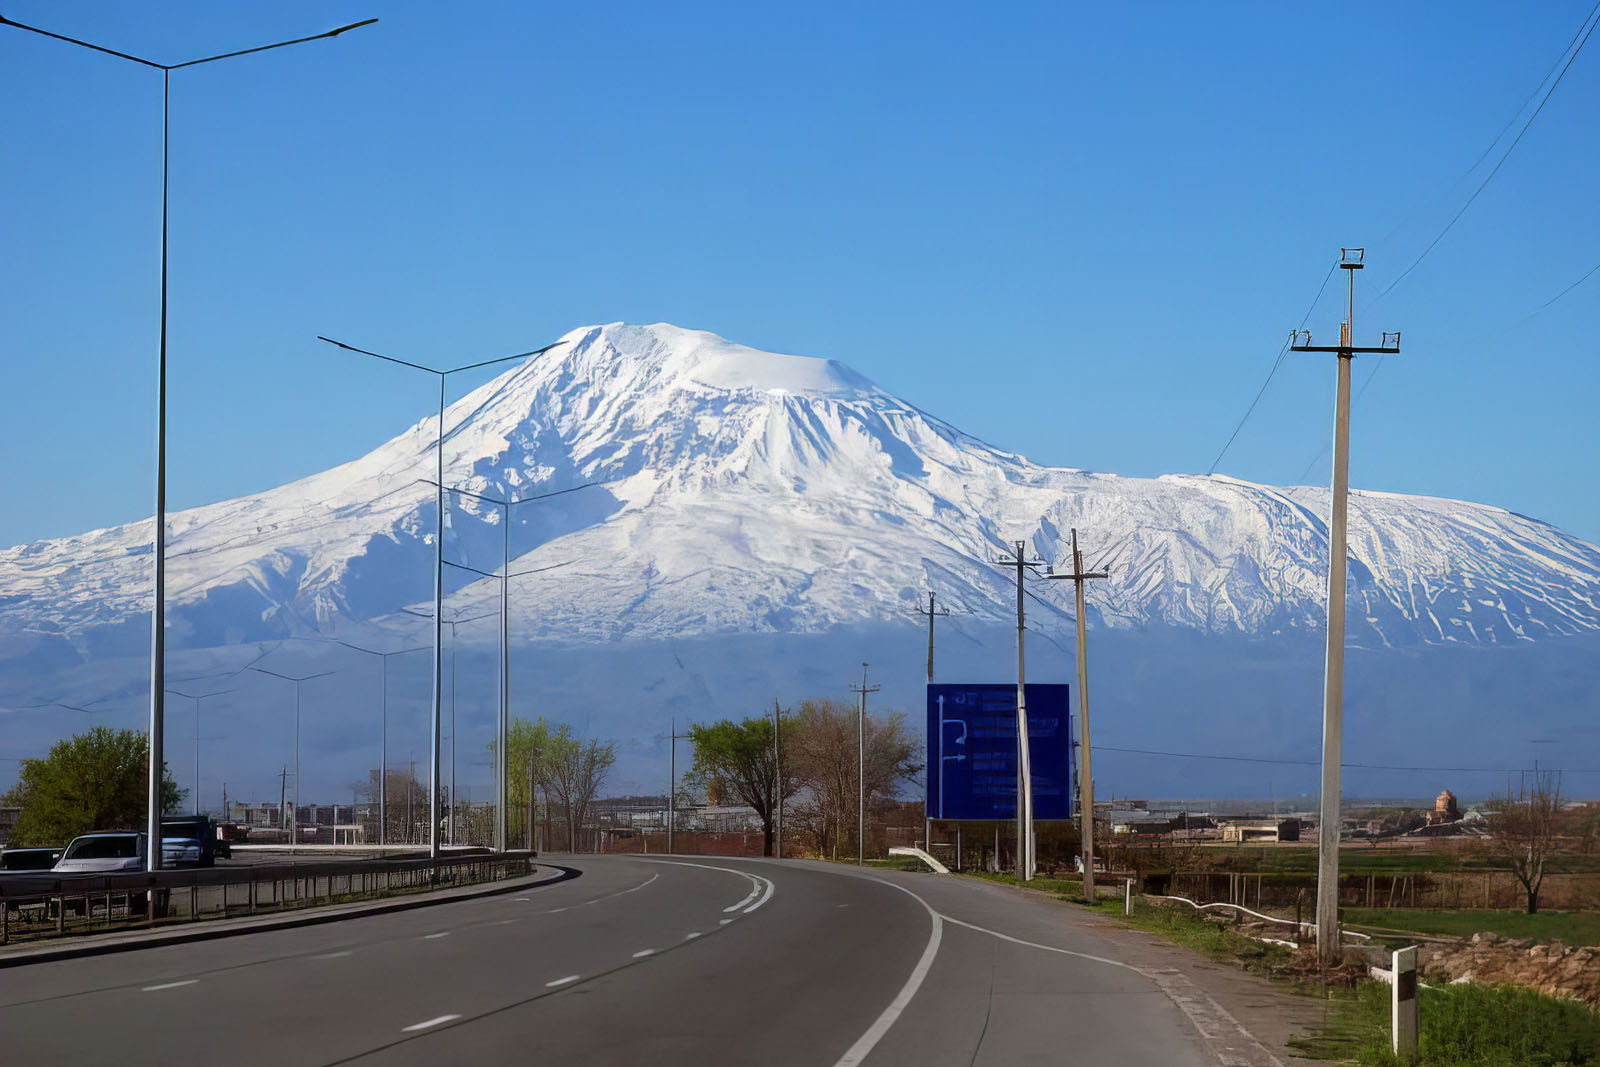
2,1,1597,547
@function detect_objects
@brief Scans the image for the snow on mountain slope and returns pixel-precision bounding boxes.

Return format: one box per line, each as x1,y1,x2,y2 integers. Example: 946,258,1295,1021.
2,322,1598,659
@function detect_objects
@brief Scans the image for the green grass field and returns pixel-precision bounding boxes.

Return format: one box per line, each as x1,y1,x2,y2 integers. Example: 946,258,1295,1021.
1191,845,1600,876
1290,980,1600,1066
1342,907,1600,946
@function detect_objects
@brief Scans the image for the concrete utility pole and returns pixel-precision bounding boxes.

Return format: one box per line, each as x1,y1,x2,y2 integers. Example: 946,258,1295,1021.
668,718,677,854
850,663,880,866
1047,528,1108,903
915,591,952,856
914,591,952,684
1289,247,1401,966
994,540,1045,881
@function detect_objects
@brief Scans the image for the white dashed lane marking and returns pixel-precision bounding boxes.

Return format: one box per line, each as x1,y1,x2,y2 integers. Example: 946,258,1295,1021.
313,951,353,960
402,1014,460,1033
632,949,655,958
423,932,451,939
545,975,581,988
141,980,198,992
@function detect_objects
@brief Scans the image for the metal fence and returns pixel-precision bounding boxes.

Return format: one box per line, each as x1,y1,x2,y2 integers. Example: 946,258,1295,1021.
0,850,536,947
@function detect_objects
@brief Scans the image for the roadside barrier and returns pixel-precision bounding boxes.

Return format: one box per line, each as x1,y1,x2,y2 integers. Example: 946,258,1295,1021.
0,850,535,946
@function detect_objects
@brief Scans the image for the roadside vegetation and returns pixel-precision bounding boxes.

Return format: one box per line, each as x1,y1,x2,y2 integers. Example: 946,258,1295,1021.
1341,907,1600,946
1290,980,1600,1066
1,727,182,846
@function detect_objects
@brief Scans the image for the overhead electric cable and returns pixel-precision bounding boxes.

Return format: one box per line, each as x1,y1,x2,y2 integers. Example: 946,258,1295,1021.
1206,262,1338,476
1096,744,1600,774
1374,0,1600,304
1524,258,1600,319
1375,1,1600,251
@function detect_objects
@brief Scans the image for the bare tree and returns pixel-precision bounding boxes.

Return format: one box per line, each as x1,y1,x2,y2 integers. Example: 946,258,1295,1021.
545,725,617,852
1484,770,1568,914
788,697,922,860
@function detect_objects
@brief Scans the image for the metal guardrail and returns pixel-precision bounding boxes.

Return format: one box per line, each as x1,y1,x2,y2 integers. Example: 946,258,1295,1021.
0,850,536,947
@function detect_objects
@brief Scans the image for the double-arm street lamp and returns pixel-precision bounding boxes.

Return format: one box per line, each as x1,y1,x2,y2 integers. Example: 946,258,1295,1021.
165,686,236,816
249,666,336,841
1,14,377,872
319,335,569,858
427,480,594,852
327,641,428,847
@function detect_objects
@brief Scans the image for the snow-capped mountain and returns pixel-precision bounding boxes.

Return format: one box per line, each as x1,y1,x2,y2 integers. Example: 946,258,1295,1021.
3,322,1598,661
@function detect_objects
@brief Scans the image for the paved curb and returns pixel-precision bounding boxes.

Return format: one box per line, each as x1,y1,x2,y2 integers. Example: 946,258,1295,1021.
0,863,580,969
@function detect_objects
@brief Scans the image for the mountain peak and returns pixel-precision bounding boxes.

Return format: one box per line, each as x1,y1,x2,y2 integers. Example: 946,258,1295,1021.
560,322,879,400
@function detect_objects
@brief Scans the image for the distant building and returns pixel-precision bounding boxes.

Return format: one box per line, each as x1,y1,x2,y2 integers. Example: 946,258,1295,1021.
0,806,19,848
1429,789,1461,825
1221,818,1301,843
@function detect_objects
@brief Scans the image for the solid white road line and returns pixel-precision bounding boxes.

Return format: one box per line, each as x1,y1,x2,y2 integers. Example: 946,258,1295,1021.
640,859,772,915
402,1014,460,1033
743,876,776,913
545,975,581,988
141,979,199,992
830,880,943,1067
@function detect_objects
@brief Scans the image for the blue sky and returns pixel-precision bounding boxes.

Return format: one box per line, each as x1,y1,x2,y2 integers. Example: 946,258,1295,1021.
2,1,1597,548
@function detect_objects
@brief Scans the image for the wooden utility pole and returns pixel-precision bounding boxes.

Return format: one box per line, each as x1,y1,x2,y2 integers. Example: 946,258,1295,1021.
850,663,880,866
1289,247,1401,966
994,540,1045,881
1047,528,1108,903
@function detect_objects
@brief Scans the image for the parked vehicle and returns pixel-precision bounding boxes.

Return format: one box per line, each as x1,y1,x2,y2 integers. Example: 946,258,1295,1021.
53,831,201,872
161,816,225,865
0,847,62,871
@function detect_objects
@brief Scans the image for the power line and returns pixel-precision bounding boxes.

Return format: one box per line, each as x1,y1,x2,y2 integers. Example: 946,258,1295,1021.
1206,262,1338,476
1524,258,1600,319
1097,744,1600,775
1375,2,1600,253
1374,0,1600,304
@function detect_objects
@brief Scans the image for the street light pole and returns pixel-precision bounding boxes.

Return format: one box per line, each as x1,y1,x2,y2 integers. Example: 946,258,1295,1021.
1,12,377,876
320,335,569,859
249,667,335,842
329,641,427,847
165,687,235,816
421,479,597,853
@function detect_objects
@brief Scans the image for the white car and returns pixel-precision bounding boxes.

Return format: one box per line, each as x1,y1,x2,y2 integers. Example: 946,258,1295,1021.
53,831,203,872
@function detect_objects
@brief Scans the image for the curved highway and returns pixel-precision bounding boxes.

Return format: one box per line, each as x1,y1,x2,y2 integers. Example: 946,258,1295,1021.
0,855,1288,1065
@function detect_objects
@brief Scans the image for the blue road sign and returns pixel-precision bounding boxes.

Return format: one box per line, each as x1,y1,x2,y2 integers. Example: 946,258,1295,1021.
927,683,1072,821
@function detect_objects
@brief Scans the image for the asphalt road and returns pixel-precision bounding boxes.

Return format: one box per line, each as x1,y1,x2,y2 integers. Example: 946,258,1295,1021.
0,855,1284,1066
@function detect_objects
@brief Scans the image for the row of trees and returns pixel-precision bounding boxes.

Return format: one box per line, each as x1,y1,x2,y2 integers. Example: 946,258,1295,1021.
1,727,183,847
686,698,922,858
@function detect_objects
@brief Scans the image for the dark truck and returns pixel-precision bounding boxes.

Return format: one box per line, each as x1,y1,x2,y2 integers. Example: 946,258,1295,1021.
159,816,229,866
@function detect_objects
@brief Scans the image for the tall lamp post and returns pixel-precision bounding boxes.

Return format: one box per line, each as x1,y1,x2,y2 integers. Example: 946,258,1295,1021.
1,13,377,873
427,479,596,852
328,641,428,847
164,686,235,816
403,606,497,846
319,335,569,859
249,667,335,842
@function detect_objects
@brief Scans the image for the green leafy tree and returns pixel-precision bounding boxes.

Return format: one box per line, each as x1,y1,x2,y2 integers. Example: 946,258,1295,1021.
687,706,800,857
490,716,554,850
2,727,183,846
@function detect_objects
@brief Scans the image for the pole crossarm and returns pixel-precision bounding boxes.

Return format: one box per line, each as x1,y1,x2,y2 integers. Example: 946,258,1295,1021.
248,667,336,685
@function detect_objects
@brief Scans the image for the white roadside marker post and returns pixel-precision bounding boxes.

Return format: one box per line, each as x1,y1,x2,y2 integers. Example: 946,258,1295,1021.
1125,878,1134,916
1392,945,1419,1061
